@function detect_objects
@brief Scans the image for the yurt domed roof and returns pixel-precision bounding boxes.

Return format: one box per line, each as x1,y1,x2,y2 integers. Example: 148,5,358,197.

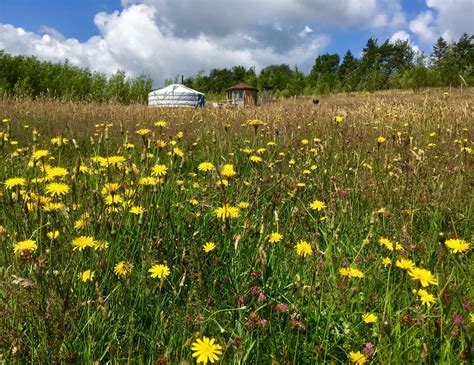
148,84,205,108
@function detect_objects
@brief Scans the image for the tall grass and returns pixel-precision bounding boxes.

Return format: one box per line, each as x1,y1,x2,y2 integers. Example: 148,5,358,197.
1,89,472,363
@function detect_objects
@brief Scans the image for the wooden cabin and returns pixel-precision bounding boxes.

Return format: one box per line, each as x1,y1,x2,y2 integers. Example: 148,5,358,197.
226,82,258,107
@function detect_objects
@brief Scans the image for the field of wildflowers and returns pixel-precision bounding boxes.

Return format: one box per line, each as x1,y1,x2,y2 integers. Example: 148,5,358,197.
1,90,472,363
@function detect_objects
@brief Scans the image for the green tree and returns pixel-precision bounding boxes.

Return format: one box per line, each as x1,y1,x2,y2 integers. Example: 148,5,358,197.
308,53,339,93
244,67,258,88
106,70,130,103
336,50,359,90
287,66,306,96
258,64,293,92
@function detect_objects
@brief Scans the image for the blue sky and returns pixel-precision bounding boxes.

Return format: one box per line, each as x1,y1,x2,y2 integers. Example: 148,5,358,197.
1,0,473,86
0,1,122,41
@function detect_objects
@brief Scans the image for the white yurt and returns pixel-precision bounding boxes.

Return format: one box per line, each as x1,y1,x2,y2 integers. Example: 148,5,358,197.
148,84,206,108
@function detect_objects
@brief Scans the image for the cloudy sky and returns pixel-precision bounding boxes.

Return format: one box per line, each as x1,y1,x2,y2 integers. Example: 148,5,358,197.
1,0,473,87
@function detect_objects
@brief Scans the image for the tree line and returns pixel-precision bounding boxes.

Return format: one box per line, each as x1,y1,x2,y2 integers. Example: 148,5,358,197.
0,51,153,103
0,33,472,103
182,33,473,97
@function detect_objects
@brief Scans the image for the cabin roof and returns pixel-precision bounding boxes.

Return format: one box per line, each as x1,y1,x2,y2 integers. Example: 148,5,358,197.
226,82,258,91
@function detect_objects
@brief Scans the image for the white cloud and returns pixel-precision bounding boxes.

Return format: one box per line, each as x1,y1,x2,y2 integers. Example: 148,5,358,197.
409,11,438,44
298,26,314,38
427,0,474,40
38,25,65,41
0,4,328,87
0,0,413,87
135,0,406,34
390,30,421,54
410,0,474,44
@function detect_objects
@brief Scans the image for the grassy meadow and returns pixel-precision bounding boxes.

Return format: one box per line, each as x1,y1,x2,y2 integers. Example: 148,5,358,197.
0,90,473,364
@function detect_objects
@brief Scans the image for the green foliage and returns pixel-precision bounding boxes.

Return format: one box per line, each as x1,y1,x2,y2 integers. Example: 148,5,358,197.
1,32,473,102
0,51,152,103
183,33,473,97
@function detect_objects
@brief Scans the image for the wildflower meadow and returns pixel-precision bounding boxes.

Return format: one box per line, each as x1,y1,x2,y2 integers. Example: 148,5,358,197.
1,90,472,363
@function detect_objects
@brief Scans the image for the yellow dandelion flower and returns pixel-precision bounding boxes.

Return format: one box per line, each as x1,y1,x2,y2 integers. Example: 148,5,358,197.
71,236,95,251
152,164,168,176
334,116,344,123
203,242,216,253
349,351,367,365
309,200,326,211
378,237,402,251
216,179,229,187
408,267,438,287
93,240,109,251
221,164,236,177
416,289,435,307
339,267,364,278
47,230,60,240
45,182,70,197
396,258,415,271
198,162,215,172
382,257,392,267
45,166,68,179
445,238,470,254
154,120,167,127
101,183,120,195
238,202,249,208
14,239,37,254
249,155,262,162
74,218,88,230
130,206,145,215
362,313,377,324
139,176,158,186
42,202,64,212
155,139,167,148
295,240,313,257
114,261,133,278
172,147,184,158
136,128,151,136
267,232,283,243
149,264,170,280
80,270,95,282
104,155,126,167
124,142,135,149
49,137,68,146
33,149,49,160
377,136,386,144
214,204,240,220
5,177,26,189
191,336,223,364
